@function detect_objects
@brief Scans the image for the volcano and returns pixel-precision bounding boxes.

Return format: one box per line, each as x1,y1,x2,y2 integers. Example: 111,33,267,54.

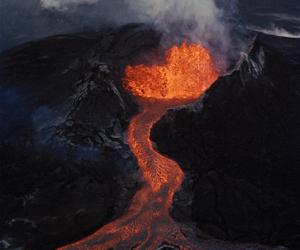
0,24,299,250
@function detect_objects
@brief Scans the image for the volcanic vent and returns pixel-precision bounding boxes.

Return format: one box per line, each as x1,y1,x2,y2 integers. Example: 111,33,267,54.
58,43,218,249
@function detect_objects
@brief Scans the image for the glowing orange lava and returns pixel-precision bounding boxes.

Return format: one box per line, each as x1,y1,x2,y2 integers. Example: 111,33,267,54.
58,43,218,250
124,42,218,100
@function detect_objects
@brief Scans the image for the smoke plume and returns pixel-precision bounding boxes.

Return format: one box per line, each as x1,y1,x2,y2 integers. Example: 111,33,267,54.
123,0,247,69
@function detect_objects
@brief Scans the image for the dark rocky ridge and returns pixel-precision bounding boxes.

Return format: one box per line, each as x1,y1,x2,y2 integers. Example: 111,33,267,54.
0,23,298,250
0,24,160,250
152,34,300,250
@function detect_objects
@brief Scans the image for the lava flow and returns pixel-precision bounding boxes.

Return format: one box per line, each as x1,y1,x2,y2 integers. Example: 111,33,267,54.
58,42,218,250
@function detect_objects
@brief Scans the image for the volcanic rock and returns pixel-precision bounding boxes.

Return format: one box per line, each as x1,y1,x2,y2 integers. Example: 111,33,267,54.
0,24,159,250
152,34,300,250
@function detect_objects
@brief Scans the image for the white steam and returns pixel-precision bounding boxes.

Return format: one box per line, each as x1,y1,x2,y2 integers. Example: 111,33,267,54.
126,0,228,44
40,0,98,10
124,0,241,69
249,25,300,39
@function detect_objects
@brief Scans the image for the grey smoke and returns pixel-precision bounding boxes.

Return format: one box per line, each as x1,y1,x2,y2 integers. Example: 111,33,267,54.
126,0,228,45
123,0,248,69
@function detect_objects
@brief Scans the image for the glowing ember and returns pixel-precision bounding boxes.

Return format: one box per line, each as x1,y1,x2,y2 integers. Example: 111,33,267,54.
58,43,218,250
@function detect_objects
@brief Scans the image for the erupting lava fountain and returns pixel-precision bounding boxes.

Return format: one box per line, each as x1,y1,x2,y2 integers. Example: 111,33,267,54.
58,42,219,250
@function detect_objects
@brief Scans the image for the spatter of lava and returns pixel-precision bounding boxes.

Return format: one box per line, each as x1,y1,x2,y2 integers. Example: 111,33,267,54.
125,42,218,100
58,43,218,250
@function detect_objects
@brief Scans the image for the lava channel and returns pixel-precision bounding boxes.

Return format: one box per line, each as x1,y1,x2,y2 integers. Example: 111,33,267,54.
58,42,219,250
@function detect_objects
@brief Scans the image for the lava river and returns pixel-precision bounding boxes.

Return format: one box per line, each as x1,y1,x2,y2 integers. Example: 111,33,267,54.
58,43,218,250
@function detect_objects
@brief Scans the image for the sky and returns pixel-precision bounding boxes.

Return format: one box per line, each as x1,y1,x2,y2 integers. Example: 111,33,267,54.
0,0,299,52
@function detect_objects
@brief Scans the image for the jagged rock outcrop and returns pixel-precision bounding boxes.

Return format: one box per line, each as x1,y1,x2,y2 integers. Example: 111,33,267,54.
152,34,300,250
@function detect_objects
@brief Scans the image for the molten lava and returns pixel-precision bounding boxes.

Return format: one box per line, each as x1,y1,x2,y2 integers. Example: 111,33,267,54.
124,42,218,100
58,43,218,250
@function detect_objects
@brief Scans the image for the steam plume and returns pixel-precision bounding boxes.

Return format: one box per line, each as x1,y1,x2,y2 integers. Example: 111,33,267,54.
123,0,246,70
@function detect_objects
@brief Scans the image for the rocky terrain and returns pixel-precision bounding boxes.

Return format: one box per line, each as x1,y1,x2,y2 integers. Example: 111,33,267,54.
152,34,300,250
0,24,160,249
0,24,299,249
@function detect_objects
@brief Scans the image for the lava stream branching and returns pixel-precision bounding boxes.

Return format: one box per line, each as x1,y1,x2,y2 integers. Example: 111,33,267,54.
58,43,218,250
